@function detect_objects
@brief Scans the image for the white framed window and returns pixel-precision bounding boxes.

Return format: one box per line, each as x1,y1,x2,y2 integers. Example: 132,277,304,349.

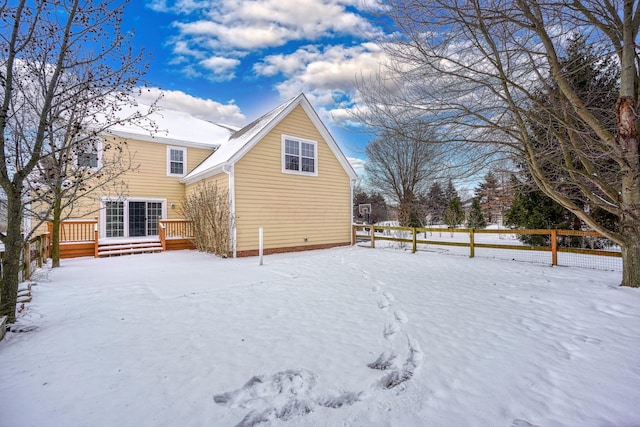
281,135,317,176
167,146,187,177
75,136,102,169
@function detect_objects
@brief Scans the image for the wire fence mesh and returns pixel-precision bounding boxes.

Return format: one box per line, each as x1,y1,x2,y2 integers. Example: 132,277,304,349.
354,225,621,272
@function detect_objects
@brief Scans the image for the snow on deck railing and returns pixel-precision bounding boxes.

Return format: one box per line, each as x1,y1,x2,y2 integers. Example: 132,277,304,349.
352,224,621,272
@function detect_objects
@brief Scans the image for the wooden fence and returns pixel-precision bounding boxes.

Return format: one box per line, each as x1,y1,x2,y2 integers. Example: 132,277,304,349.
0,233,51,281
353,225,622,271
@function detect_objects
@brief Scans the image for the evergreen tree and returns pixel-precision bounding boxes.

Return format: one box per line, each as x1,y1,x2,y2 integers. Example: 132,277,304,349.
423,181,447,224
444,179,458,204
466,198,487,229
444,196,464,228
476,171,500,223
504,176,576,245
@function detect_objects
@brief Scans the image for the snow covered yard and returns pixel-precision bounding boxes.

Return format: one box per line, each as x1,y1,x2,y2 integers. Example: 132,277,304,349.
1,246,639,427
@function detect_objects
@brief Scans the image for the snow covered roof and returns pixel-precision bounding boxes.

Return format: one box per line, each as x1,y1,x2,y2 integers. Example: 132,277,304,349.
182,93,357,184
103,103,235,149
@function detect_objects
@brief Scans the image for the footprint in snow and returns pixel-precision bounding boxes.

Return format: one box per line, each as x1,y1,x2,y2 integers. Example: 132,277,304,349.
383,322,400,339
511,420,540,427
214,369,362,426
372,285,382,294
394,310,408,324
377,299,391,310
382,291,395,302
380,334,424,389
367,351,398,370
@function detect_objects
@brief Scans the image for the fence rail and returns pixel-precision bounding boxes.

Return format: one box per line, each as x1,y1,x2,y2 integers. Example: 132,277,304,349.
353,225,622,271
0,233,51,281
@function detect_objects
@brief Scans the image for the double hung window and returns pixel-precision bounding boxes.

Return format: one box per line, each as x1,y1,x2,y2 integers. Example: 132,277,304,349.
282,136,317,176
167,147,186,176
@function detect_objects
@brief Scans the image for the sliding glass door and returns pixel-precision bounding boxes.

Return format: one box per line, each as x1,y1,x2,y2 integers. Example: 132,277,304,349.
103,199,165,238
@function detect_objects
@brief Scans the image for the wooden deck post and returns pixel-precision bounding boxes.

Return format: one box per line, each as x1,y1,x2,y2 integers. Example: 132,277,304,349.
94,223,99,258
551,229,558,266
351,225,356,246
159,220,166,251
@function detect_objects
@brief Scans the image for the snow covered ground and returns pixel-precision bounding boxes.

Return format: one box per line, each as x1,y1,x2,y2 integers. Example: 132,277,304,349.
1,246,639,427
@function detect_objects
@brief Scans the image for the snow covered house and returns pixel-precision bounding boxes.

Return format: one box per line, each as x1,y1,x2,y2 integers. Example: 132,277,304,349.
51,93,357,258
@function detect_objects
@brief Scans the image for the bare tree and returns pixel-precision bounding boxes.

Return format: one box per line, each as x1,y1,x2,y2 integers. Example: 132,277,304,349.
356,0,640,287
365,129,442,226
0,0,149,322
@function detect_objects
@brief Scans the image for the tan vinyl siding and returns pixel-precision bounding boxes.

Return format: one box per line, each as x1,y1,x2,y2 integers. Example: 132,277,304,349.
234,105,351,253
69,137,214,220
184,172,229,197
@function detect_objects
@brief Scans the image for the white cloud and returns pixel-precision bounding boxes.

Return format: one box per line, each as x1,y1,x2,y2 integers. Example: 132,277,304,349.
135,87,246,126
156,0,382,67
199,56,241,80
348,156,366,177
253,43,387,126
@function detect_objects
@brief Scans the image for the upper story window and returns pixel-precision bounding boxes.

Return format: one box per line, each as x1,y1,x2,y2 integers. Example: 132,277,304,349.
75,136,102,169
167,146,187,177
282,135,317,176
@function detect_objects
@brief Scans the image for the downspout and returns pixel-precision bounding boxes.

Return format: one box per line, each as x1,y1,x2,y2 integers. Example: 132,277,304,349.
222,163,236,257
350,178,356,245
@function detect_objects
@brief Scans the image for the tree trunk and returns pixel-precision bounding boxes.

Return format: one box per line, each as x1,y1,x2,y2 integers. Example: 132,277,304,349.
615,94,640,287
620,236,640,287
51,196,62,268
0,191,24,323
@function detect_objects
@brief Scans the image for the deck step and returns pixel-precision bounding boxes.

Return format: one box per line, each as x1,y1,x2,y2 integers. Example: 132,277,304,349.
99,242,162,250
97,241,163,257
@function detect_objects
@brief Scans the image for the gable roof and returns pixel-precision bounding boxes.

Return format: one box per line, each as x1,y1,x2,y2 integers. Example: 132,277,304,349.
182,93,357,184
103,103,235,149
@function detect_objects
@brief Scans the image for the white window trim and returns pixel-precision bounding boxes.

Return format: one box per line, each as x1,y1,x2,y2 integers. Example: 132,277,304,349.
75,137,103,169
281,134,318,177
167,146,187,177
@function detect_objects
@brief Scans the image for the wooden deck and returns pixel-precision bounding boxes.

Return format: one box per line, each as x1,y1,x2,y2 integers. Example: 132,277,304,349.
51,220,195,258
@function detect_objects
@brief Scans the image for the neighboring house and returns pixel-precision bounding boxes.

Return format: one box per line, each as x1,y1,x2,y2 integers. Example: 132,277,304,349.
54,93,357,257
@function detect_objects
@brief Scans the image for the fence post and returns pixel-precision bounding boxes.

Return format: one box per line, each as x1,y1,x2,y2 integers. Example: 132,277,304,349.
37,236,43,268
412,227,417,253
469,228,475,258
352,225,356,246
371,226,375,249
551,229,558,266
23,241,31,280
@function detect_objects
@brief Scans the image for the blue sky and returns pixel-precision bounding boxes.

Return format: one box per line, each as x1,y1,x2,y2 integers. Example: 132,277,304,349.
121,0,390,176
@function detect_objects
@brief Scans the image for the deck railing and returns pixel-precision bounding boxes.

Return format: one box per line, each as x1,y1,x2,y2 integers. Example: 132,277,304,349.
353,225,622,271
48,219,97,242
159,219,194,239
159,219,194,252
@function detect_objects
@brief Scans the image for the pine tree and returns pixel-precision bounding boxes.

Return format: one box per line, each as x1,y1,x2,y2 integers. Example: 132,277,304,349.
476,172,500,223
444,179,458,204
466,198,487,229
444,196,464,228
423,181,447,224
